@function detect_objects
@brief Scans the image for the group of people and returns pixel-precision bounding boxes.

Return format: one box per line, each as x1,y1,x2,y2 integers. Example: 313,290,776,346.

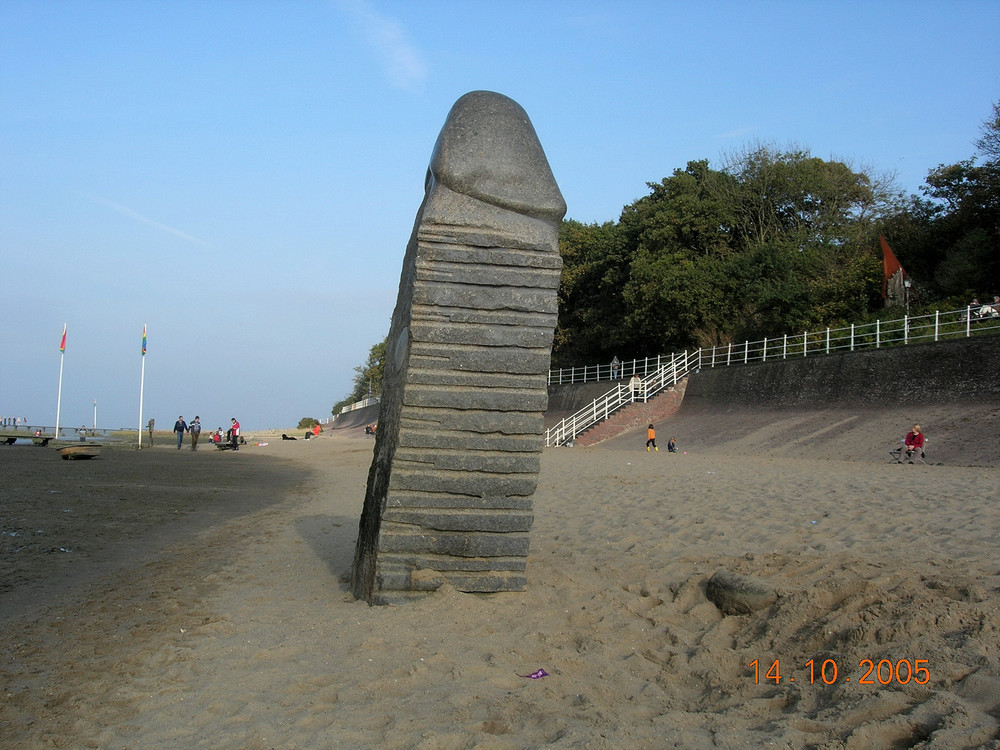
173,416,241,451
970,296,1000,320
280,423,323,440
644,424,677,453
641,422,927,462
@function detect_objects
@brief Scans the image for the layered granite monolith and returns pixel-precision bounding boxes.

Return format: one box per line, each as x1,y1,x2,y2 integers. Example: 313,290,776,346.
351,91,566,604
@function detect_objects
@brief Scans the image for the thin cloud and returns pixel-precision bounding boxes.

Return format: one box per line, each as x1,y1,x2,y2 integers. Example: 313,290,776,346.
335,0,428,92
82,193,213,249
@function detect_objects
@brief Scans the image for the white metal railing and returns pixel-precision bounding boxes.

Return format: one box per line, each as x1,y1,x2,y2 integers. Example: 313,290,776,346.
545,351,693,447
547,353,673,385
548,305,1000,385
543,304,999,447
338,396,380,415
320,306,997,434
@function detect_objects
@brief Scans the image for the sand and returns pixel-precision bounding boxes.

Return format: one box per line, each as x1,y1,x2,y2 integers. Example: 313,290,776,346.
2,407,999,750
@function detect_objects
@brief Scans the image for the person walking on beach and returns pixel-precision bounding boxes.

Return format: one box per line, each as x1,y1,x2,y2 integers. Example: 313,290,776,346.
147,418,155,447
646,423,658,452
173,416,187,450
189,416,202,451
230,417,240,451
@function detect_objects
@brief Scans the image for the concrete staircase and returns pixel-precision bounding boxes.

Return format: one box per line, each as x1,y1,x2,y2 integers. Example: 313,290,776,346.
573,379,688,447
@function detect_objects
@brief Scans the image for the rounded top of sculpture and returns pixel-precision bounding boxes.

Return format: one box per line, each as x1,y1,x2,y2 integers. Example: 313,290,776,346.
427,90,566,221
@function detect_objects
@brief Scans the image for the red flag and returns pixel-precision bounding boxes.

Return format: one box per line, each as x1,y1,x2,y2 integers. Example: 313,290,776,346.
879,235,906,299
59,324,67,353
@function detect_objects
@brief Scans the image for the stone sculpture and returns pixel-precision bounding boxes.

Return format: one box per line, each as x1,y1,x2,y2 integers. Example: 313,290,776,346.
351,91,566,604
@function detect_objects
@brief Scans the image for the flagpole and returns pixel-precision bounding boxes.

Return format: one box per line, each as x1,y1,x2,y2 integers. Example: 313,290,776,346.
138,324,146,450
55,324,66,440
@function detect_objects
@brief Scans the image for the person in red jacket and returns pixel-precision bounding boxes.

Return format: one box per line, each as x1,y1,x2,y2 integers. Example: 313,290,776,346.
230,417,240,451
904,424,925,463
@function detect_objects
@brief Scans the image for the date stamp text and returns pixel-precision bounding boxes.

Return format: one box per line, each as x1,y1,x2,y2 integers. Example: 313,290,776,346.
749,658,930,686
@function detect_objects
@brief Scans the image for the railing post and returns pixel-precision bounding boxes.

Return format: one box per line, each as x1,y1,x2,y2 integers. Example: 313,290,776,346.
782,334,787,359
904,315,909,344
876,319,881,348
727,342,732,366
935,310,940,341
803,331,808,357
763,338,767,362
850,324,855,352
826,327,830,354
744,340,749,364
966,306,972,337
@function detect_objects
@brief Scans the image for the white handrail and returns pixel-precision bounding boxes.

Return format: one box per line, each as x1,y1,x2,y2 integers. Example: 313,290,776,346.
547,305,1000,386
545,351,692,446
543,304,1000,447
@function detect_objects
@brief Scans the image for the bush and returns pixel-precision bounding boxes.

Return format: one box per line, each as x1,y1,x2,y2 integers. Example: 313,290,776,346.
297,417,319,429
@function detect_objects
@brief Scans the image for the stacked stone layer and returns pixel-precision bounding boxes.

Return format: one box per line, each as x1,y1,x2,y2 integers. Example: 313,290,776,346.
351,90,565,604
374,228,560,600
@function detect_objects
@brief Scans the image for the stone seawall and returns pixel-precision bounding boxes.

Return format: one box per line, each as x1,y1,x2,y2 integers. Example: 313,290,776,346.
543,336,1000,458
682,334,1000,409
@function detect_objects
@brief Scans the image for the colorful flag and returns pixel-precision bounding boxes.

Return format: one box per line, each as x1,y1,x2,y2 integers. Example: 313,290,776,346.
142,325,147,356
59,324,67,353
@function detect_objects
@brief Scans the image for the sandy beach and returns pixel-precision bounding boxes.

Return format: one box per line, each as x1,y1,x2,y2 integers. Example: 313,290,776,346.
2,404,999,749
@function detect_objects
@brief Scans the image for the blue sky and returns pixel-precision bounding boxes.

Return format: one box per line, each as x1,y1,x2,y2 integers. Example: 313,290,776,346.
2,0,998,431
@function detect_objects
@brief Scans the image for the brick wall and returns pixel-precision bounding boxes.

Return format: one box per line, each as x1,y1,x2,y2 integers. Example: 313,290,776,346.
573,379,688,447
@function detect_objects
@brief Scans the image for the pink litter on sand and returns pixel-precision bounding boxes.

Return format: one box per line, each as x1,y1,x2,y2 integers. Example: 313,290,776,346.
519,669,549,679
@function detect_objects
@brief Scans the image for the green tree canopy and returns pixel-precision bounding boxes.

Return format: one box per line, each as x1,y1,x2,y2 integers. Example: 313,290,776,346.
554,145,893,365
331,334,388,417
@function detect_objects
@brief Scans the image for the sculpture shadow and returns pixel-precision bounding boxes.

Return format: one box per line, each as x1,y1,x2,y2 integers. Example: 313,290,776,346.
294,514,359,594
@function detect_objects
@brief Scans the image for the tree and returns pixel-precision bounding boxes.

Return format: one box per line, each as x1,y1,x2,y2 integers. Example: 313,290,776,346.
553,219,627,365
974,100,1000,162
893,103,1000,297
618,161,740,351
297,417,319,429
350,336,388,402
589,147,894,353
714,143,895,335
